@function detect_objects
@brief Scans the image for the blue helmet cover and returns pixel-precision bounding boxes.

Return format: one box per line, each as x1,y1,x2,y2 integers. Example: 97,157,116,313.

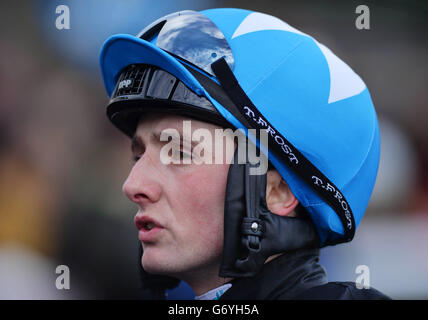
100,8,381,246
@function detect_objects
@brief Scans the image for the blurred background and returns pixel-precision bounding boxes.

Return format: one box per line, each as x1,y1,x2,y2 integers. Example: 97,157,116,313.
0,0,427,299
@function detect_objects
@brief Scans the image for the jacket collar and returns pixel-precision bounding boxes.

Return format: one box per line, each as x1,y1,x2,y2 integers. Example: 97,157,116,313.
219,248,328,300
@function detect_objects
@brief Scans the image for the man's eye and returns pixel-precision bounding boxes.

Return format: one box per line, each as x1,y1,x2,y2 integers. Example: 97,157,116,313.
180,151,192,160
170,149,191,163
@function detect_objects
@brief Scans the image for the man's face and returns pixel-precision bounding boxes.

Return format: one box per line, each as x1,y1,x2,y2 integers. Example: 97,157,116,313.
123,113,233,280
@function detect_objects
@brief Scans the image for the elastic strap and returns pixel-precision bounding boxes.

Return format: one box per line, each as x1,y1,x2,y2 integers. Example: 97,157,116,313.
211,58,355,244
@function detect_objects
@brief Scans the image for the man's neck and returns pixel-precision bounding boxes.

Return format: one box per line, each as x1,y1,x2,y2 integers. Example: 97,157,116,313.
176,264,233,296
189,275,234,296
182,253,286,296
195,283,232,300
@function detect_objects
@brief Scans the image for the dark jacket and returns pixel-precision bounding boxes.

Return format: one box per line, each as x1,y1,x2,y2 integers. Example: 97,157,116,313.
219,248,390,300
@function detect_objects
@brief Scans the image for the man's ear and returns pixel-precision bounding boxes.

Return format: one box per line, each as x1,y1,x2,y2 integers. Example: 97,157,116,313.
266,170,299,217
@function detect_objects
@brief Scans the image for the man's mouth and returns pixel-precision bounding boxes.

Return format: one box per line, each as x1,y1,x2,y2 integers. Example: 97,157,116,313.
135,214,164,242
143,222,155,231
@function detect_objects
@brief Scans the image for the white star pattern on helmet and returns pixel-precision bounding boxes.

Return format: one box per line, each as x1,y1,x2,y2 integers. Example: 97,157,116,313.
231,12,366,104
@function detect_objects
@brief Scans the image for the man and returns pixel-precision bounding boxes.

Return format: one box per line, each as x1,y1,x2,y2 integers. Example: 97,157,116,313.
100,8,389,299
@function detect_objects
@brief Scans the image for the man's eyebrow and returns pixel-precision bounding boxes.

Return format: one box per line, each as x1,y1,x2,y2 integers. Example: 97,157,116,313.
130,132,166,153
153,129,200,149
132,128,201,151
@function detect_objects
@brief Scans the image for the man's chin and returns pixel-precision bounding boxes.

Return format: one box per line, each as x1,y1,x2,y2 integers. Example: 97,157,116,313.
142,250,175,275
142,257,194,280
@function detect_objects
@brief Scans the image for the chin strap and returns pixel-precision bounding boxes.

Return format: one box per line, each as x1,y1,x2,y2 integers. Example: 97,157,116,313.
219,149,320,278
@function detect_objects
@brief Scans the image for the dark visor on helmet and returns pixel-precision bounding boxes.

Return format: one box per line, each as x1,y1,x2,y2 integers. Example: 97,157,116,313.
107,11,235,136
111,64,215,109
107,64,231,136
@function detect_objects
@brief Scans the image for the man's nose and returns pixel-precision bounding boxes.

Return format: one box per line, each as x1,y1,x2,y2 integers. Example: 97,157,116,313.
122,154,162,206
